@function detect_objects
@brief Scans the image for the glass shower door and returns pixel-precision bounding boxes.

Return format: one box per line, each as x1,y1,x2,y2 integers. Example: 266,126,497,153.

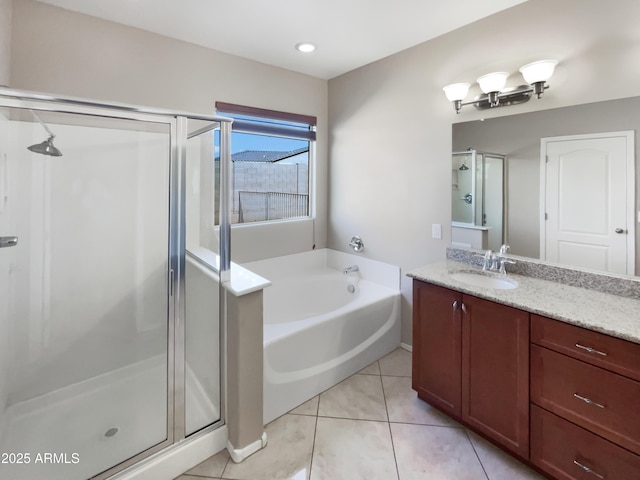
184,120,222,436
0,107,172,480
452,151,475,224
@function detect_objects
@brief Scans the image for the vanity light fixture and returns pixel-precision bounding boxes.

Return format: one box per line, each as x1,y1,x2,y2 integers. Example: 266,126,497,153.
295,42,316,53
443,60,557,114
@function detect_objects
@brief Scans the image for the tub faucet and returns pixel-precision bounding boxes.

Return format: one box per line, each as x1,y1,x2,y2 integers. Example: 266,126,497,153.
344,265,359,274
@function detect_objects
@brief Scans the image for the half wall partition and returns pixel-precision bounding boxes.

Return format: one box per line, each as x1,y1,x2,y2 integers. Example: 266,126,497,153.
0,89,232,480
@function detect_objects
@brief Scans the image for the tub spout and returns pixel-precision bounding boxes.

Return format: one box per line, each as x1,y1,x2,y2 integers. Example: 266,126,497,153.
343,265,359,274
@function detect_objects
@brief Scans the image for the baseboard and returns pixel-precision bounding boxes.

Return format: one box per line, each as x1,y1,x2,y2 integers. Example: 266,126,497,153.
400,342,413,353
227,431,268,463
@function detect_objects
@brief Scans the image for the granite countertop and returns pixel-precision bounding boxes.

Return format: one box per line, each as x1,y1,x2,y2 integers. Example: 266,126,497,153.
407,260,640,345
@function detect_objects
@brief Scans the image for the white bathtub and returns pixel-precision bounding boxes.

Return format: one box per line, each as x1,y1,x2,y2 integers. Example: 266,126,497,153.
243,249,401,424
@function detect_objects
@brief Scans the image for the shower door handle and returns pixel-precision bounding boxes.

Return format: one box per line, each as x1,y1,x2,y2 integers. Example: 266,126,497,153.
0,236,18,248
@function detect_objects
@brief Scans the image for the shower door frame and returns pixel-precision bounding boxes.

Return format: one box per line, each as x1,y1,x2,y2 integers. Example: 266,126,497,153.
0,89,233,480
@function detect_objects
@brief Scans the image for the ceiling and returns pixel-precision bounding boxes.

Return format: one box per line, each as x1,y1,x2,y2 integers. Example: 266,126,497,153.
35,0,526,79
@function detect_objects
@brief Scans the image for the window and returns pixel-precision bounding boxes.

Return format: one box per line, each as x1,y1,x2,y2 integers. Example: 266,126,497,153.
215,102,316,224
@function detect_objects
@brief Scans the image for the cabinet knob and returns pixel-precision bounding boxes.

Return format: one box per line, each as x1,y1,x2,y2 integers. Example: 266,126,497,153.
452,300,458,311
461,303,467,314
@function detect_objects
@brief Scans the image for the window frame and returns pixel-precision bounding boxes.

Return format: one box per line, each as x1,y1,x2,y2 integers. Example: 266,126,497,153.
214,102,317,226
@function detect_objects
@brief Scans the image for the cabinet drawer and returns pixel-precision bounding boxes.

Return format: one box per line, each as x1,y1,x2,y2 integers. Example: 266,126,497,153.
531,405,640,480
531,315,640,382
531,345,640,455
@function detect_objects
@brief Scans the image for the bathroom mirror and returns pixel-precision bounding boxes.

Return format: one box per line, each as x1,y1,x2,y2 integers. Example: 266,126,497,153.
451,95,640,277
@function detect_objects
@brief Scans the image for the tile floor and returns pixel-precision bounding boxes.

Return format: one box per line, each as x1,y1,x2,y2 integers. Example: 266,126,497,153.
175,348,545,480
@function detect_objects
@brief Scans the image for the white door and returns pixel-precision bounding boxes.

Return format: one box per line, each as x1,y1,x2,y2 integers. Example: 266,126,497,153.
541,132,635,275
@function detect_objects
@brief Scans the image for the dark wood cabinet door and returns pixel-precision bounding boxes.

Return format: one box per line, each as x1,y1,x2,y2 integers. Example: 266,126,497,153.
412,281,462,417
461,294,530,459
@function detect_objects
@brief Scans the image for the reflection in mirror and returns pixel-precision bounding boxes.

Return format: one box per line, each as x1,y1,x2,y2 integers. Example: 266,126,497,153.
451,150,505,251
452,96,639,276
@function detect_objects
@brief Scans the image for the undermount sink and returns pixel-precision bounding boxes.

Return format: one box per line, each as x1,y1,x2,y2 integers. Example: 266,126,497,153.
450,271,518,290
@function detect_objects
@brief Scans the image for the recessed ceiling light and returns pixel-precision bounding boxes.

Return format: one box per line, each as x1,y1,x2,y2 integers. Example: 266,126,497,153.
295,42,316,53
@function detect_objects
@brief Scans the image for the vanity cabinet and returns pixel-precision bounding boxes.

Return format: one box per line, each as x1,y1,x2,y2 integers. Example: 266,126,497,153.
412,280,530,458
412,282,462,417
530,315,640,479
410,265,640,480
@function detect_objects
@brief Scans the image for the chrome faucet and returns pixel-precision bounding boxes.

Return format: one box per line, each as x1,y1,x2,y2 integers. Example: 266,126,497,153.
498,244,517,275
482,250,494,271
482,245,516,275
343,265,360,274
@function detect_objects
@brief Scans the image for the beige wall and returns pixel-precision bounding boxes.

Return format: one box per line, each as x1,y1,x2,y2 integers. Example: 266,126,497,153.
9,0,328,260
328,0,640,345
0,0,11,86
9,0,640,348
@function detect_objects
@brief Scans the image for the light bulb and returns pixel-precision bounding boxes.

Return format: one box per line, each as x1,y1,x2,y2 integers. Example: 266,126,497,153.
295,42,316,53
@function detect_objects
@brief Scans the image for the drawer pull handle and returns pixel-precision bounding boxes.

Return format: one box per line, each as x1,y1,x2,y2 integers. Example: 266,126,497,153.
573,393,606,409
573,460,605,479
575,343,607,357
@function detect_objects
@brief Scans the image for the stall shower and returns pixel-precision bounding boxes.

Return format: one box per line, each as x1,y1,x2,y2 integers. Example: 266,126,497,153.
0,89,232,480
451,149,506,251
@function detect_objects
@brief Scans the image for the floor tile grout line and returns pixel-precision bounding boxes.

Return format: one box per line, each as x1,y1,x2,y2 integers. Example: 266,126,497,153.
307,411,320,480
464,428,491,480
313,414,389,423
387,423,401,480
218,449,231,479
380,370,401,480
388,419,466,429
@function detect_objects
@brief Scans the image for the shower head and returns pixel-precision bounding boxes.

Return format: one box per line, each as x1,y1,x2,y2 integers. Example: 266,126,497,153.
27,111,63,157
459,162,469,171
28,135,63,157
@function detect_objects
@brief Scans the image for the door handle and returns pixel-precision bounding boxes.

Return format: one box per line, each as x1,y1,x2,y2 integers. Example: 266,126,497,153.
0,236,18,248
615,228,627,234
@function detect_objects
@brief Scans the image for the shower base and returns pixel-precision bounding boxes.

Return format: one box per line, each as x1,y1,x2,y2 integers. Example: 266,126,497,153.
0,356,217,480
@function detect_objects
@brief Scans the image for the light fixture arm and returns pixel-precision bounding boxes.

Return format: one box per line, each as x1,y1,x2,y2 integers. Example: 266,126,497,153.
453,83,549,113
531,81,546,98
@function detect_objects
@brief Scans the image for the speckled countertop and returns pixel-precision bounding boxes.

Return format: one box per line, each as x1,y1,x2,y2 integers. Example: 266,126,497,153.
407,260,640,345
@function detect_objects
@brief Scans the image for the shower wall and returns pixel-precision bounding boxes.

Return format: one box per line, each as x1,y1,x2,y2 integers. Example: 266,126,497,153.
4,120,170,404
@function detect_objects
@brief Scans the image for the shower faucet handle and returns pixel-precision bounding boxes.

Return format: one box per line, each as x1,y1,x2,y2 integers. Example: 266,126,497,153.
349,236,365,252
